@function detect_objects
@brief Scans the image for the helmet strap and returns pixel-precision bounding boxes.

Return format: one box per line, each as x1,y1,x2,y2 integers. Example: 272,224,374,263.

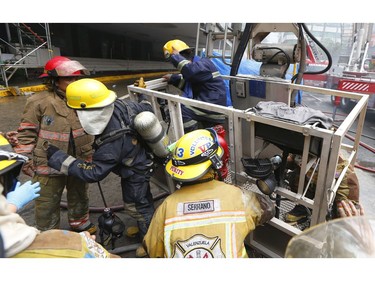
176,169,215,188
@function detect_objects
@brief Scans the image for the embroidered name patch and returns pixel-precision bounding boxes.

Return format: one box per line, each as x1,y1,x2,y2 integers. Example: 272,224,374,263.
183,200,215,214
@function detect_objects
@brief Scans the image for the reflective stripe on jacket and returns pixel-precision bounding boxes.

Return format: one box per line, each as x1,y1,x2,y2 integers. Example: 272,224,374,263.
14,90,94,176
143,180,274,258
169,54,227,106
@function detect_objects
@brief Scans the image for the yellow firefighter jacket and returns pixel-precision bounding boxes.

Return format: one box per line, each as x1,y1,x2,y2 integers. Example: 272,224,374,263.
14,90,93,176
143,179,275,258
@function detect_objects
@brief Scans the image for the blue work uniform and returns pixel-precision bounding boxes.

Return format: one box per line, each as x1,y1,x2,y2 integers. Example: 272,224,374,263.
48,97,155,237
169,54,227,132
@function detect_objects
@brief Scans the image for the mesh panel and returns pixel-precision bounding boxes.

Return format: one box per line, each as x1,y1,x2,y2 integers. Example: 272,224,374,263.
225,167,311,231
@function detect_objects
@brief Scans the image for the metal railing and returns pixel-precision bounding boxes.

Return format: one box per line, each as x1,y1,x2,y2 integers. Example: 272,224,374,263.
126,74,368,257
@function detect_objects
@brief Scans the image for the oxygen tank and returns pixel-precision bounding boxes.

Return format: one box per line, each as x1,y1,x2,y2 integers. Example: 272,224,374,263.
213,125,229,180
134,111,170,158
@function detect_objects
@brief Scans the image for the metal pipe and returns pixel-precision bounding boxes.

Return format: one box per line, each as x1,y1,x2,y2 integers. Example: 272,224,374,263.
109,243,141,255
5,42,47,71
195,23,200,57
5,23,11,44
45,23,53,59
221,23,231,66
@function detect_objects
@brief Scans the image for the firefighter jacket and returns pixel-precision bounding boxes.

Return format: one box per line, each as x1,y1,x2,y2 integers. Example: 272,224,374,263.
143,179,275,258
14,90,94,176
169,54,227,108
47,98,154,182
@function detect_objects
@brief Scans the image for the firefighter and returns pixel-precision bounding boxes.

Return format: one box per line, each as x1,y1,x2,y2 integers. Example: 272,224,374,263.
46,78,156,257
0,134,119,258
12,56,97,234
284,153,362,224
142,129,275,258
162,39,227,133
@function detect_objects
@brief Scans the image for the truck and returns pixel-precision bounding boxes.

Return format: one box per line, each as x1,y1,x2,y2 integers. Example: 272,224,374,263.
127,23,368,258
302,35,329,88
325,23,375,110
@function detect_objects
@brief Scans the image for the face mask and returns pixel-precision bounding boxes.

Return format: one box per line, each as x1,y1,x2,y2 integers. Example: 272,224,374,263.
76,103,115,135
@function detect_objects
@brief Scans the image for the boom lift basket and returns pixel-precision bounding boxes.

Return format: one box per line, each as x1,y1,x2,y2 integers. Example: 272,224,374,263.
127,74,368,258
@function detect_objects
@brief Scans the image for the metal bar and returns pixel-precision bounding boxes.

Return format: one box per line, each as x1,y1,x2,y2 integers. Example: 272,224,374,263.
126,76,368,257
5,42,47,71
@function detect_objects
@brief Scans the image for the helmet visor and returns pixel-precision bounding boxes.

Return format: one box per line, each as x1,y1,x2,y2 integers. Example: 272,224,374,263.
50,60,90,77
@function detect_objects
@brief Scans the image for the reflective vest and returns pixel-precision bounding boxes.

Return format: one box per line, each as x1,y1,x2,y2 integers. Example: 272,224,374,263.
143,180,273,258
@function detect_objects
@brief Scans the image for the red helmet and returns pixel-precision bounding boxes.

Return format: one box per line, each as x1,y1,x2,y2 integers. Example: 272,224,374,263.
39,56,89,78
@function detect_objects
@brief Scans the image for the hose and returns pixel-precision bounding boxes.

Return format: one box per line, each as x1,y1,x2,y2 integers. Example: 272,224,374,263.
299,23,333,76
329,124,375,173
331,123,375,154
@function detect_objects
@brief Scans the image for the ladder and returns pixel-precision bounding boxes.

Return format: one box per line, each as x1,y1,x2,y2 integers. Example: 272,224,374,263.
200,23,244,66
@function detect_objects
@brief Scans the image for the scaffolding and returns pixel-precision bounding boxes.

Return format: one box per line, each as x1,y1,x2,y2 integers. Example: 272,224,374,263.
0,23,54,87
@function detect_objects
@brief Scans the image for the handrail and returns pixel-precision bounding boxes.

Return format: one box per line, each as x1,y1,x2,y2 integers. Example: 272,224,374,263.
126,75,368,257
20,23,45,43
4,42,47,71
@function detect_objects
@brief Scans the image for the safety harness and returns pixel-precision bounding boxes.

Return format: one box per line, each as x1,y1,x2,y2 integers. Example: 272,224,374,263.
94,99,137,147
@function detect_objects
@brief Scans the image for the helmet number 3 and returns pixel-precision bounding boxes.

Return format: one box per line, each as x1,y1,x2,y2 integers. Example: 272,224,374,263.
177,148,184,158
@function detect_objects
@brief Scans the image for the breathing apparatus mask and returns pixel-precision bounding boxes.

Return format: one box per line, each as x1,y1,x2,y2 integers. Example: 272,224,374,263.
96,181,125,250
241,155,282,195
98,207,126,250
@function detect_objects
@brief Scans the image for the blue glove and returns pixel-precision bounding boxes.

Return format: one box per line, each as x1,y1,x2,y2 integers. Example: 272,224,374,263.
6,181,41,211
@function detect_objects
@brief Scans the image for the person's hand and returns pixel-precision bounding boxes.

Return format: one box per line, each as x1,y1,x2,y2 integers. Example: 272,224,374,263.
162,74,172,82
337,200,365,217
134,77,146,88
5,131,19,146
171,47,179,55
47,144,60,160
82,231,96,241
6,180,41,211
22,160,35,177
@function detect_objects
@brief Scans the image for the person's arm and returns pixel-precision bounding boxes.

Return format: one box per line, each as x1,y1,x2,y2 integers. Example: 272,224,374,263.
47,141,119,183
170,54,214,83
13,98,41,177
243,190,275,227
142,203,166,258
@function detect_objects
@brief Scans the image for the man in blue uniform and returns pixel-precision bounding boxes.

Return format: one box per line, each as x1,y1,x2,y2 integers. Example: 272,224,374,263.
163,39,227,132
46,78,155,257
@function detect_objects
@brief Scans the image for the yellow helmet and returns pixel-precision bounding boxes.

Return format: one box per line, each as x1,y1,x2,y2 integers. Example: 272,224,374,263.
163,39,193,60
165,129,223,182
66,78,117,109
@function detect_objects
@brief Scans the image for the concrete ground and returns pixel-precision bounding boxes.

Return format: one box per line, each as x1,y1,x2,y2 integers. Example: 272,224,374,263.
1,77,374,258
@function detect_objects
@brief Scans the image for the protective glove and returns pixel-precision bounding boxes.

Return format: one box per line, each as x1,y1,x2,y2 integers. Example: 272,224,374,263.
47,144,60,160
6,181,41,211
134,77,146,88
